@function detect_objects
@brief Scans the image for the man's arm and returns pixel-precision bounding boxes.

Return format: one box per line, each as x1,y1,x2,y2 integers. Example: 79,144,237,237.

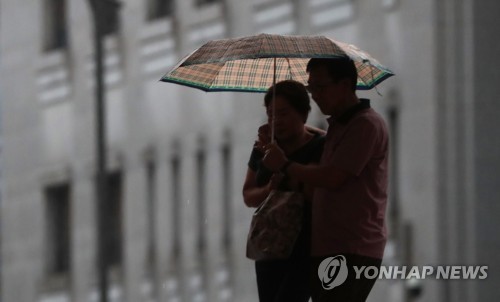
286,162,351,191
262,143,352,191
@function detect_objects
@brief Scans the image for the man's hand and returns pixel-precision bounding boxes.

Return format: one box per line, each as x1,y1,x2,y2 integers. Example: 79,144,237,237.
268,173,284,190
262,142,288,172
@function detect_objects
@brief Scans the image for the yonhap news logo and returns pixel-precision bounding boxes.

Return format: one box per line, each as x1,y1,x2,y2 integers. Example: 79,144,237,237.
318,255,489,290
318,255,349,289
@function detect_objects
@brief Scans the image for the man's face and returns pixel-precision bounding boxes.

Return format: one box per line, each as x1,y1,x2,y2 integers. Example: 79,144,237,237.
307,66,343,115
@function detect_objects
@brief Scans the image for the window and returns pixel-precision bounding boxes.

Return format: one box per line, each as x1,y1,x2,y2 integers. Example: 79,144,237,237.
43,0,67,51
100,1,121,36
147,0,174,20
145,162,157,273
196,143,207,253
105,172,123,268
387,106,401,241
196,0,218,7
171,154,182,259
221,135,232,250
382,0,399,10
45,183,71,276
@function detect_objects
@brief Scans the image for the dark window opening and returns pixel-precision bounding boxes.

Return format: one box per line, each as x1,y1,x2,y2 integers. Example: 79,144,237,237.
43,0,67,51
221,136,232,250
147,0,174,20
171,154,182,260
45,183,71,275
146,162,157,273
387,106,401,242
196,0,219,7
105,172,123,268
196,144,207,253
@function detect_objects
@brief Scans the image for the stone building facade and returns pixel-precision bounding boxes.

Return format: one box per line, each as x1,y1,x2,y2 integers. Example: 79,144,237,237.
1,0,499,301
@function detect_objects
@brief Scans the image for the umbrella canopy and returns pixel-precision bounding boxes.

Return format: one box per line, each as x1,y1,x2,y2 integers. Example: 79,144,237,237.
160,33,394,92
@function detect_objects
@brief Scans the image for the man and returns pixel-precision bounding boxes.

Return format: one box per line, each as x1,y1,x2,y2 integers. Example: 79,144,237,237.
262,57,389,302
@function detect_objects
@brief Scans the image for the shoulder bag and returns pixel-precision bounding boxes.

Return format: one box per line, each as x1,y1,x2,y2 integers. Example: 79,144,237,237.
246,189,304,261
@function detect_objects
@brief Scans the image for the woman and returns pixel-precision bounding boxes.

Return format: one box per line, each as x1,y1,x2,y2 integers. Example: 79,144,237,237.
243,80,325,302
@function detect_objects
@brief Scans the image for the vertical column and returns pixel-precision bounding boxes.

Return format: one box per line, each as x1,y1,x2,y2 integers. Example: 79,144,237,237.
122,157,148,302
170,3,209,298
179,134,199,301
222,5,264,299
194,136,209,301
440,1,463,301
223,0,253,37
436,0,485,301
293,0,311,35
461,0,477,301
153,141,175,302
204,131,226,301
173,0,194,54
230,125,260,301
67,0,97,300
472,1,500,301
119,1,149,302
0,1,44,301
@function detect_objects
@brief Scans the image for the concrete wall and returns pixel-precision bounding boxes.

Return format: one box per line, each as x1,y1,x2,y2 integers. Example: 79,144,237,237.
471,1,500,301
1,0,498,301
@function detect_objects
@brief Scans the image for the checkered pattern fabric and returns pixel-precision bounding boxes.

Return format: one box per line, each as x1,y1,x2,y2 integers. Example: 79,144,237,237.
161,33,393,92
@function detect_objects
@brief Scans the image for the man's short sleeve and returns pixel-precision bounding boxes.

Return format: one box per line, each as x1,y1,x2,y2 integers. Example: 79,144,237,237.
331,117,382,176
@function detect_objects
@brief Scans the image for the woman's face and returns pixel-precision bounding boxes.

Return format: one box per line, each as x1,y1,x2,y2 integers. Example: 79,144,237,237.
266,95,305,141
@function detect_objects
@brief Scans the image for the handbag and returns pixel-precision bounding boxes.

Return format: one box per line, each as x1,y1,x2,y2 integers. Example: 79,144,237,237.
246,189,305,261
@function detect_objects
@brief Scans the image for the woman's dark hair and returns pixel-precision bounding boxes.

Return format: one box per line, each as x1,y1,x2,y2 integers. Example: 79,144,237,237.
306,57,358,92
264,80,311,122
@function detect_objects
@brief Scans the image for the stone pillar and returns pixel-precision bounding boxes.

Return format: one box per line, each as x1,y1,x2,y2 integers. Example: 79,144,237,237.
67,0,98,300
294,0,311,35
471,1,500,301
223,0,253,37
436,1,470,301
173,0,194,55
0,1,44,301
153,140,177,301
119,1,149,301
204,131,226,301
178,134,199,301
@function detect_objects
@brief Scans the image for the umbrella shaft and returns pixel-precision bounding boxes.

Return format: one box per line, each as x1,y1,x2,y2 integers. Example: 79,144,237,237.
271,57,276,143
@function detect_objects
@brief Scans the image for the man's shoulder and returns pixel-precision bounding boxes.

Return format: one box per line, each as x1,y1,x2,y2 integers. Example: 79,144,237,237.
347,109,389,142
353,108,387,128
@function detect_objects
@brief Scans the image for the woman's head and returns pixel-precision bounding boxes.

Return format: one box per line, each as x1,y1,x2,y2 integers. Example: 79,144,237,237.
264,80,311,141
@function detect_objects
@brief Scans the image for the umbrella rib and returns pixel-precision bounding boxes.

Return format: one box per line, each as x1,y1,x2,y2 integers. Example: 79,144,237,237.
285,58,293,80
257,33,267,59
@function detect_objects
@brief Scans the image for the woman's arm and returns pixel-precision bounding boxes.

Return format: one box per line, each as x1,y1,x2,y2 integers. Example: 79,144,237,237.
305,124,327,135
242,168,270,208
242,168,283,208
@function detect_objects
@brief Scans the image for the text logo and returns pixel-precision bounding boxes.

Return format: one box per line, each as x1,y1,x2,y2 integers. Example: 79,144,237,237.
318,255,349,290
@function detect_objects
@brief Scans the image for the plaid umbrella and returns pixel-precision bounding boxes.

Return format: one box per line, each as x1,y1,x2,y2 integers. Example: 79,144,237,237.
160,33,394,92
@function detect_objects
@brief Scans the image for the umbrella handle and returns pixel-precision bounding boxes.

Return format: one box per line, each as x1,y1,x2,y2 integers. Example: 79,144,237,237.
271,57,277,144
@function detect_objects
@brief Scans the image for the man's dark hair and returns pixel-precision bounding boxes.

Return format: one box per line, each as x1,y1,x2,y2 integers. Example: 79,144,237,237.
264,80,311,121
306,57,358,92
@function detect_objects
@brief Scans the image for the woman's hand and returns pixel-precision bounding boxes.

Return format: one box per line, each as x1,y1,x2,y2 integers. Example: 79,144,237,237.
262,142,288,172
254,124,271,153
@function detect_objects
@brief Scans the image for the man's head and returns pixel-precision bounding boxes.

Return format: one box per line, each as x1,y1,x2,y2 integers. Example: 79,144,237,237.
306,57,358,116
